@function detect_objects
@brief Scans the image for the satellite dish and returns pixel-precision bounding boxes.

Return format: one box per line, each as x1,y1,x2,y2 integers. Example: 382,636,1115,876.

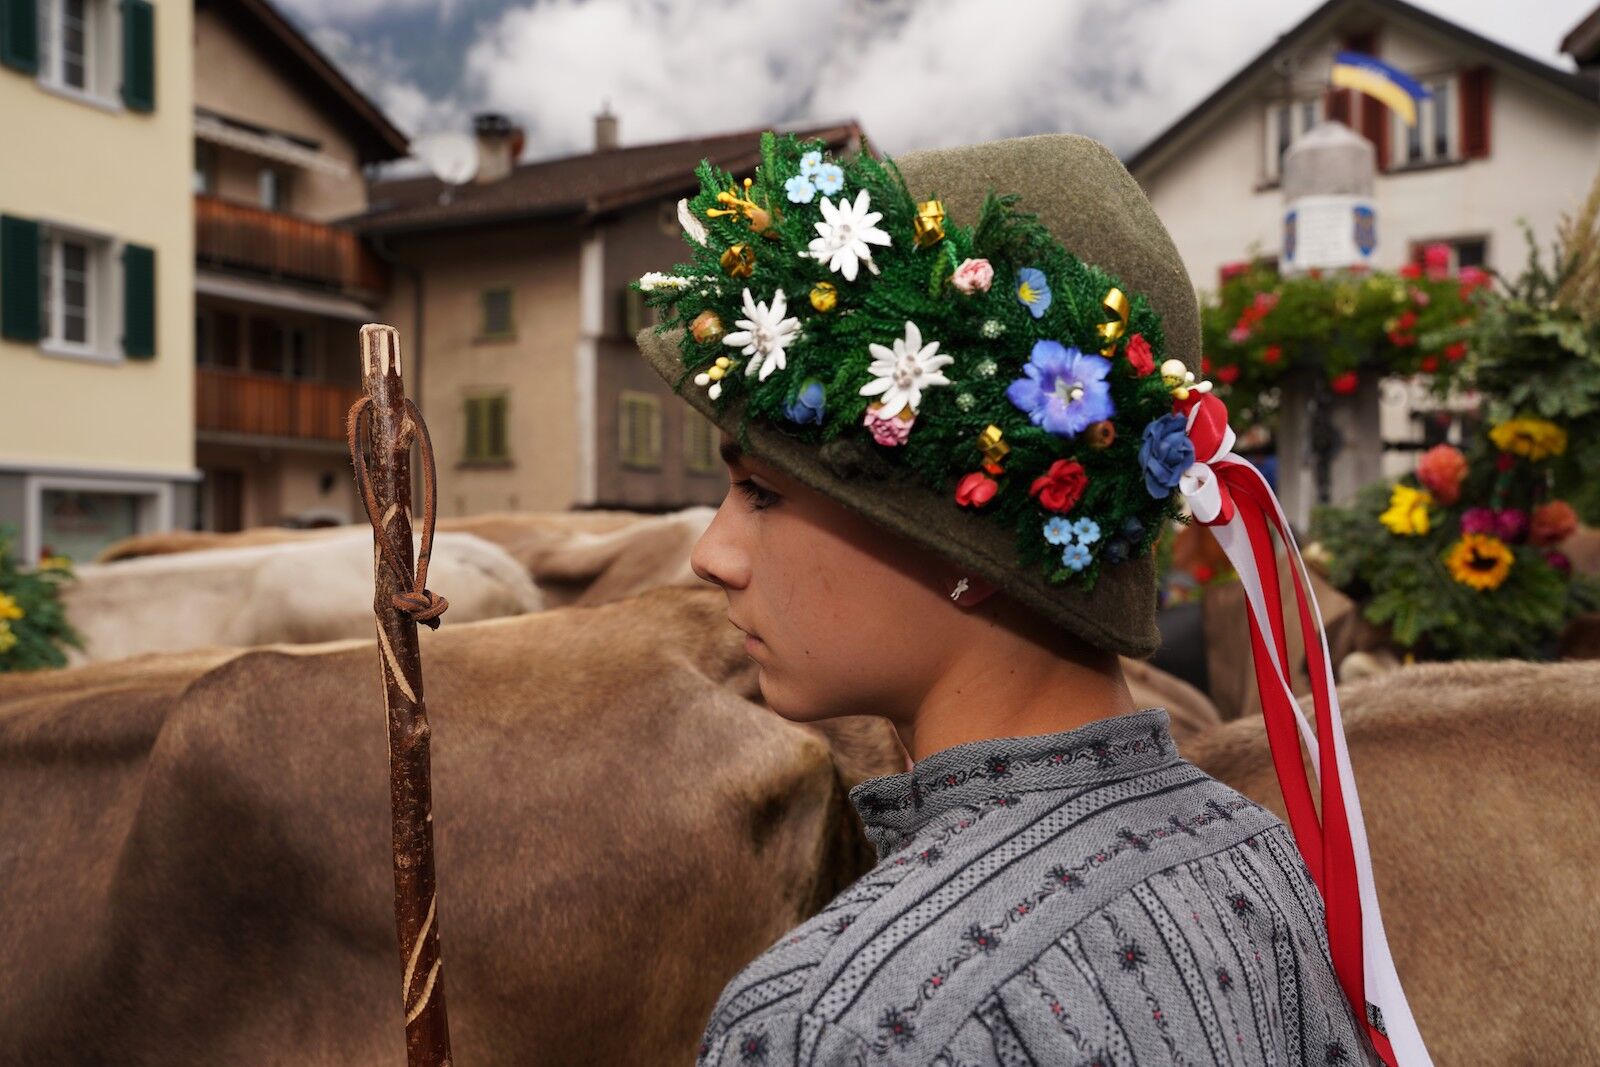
412,131,479,187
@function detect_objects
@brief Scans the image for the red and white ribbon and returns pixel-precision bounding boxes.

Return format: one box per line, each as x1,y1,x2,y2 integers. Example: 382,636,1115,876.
1176,392,1431,1067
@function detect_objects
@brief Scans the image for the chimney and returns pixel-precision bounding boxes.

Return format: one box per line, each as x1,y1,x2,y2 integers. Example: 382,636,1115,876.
594,104,619,152
473,112,523,184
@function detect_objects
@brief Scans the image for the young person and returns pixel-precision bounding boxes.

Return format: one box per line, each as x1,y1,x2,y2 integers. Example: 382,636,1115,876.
635,132,1430,1066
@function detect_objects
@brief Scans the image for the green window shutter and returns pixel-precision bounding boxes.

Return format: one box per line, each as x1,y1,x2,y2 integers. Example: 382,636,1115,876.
464,397,484,460
1,215,41,343
0,0,39,74
122,243,156,358
121,0,155,112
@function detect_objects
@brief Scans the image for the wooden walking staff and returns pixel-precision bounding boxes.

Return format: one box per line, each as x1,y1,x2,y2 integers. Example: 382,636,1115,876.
346,323,454,1066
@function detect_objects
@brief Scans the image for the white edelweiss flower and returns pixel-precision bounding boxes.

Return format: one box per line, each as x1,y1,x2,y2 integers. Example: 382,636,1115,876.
807,188,892,283
722,287,802,382
857,320,953,419
637,271,692,292
677,198,708,245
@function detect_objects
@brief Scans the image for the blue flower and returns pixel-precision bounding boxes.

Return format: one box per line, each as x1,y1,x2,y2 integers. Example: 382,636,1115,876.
783,379,827,424
1016,267,1052,319
1043,516,1074,545
785,174,817,203
813,162,845,195
799,150,824,176
1139,414,1196,499
1062,542,1092,571
1005,341,1116,438
1070,518,1102,546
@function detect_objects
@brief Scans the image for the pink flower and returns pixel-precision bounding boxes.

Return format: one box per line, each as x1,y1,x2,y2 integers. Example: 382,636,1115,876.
1494,508,1529,545
1416,444,1467,505
1423,243,1452,279
1530,500,1578,547
863,403,914,446
1228,325,1251,343
1125,333,1155,376
1459,267,1490,297
1545,549,1572,576
1460,507,1496,536
951,257,994,294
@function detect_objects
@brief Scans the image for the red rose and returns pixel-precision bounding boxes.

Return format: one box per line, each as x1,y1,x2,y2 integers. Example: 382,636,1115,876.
1330,371,1359,395
1262,345,1282,365
955,471,999,508
1125,333,1155,376
1215,364,1240,384
1029,459,1087,513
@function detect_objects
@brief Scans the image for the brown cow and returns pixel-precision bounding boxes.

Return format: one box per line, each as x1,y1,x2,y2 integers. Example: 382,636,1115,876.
1183,660,1600,1065
0,586,895,1066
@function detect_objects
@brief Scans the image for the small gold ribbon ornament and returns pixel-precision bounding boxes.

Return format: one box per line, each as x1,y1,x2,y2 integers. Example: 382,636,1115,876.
719,243,756,278
1097,287,1129,356
977,424,1009,474
913,199,946,248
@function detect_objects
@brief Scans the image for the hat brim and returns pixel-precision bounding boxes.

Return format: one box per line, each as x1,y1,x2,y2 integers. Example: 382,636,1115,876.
637,325,1162,658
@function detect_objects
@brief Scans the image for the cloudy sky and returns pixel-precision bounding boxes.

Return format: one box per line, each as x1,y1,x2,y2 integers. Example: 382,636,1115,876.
277,0,1593,164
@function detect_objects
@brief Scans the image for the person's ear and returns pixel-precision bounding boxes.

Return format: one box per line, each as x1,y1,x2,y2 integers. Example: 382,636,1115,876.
945,573,998,609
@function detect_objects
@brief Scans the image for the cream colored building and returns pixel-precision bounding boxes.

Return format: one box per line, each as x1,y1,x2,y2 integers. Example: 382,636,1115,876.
0,0,194,563
1125,0,1600,481
189,0,406,532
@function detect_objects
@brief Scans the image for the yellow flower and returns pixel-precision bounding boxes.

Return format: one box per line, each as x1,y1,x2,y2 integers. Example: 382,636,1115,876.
1445,533,1514,591
0,591,23,621
0,619,15,654
38,555,71,572
1489,418,1567,461
1378,483,1432,536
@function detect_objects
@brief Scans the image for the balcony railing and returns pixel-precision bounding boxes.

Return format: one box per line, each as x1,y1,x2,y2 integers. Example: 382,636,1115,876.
196,367,361,443
195,195,387,295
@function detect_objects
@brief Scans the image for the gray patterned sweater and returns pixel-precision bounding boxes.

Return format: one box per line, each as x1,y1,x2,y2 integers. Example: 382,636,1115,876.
694,708,1382,1066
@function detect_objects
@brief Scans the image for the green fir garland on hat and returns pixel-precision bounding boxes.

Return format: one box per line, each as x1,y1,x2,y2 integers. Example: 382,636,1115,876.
636,132,1207,590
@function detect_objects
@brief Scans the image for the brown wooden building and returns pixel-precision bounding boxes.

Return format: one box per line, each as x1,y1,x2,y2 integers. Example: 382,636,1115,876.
350,117,862,516
191,0,407,530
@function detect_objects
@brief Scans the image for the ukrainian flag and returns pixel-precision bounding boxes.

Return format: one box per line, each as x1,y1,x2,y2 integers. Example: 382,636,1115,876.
1330,51,1430,127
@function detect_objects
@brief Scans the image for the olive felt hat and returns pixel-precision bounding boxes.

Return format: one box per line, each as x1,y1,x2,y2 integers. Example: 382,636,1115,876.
633,132,1203,658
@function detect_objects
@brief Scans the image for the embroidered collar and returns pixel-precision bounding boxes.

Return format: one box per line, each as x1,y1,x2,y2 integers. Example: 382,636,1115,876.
847,708,1178,857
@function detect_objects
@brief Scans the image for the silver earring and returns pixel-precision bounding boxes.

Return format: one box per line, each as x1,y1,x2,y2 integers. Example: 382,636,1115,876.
950,577,970,602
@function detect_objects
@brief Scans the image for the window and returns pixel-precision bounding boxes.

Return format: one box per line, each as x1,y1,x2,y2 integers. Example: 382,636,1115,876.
36,0,120,103
27,476,170,564
619,285,657,337
1397,78,1453,167
38,228,111,356
480,288,514,339
684,411,718,474
193,141,217,195
258,168,286,211
618,390,662,470
1264,95,1325,182
463,393,510,463
1408,236,1488,273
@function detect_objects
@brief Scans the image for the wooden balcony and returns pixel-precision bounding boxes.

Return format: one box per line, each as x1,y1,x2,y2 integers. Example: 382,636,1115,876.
196,368,360,443
195,195,387,295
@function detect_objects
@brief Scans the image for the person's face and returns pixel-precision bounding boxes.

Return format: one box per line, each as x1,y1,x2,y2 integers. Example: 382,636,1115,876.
690,434,968,724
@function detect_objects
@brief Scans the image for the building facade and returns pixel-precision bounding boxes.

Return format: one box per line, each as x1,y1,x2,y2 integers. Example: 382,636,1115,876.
355,118,862,517
0,0,194,563
190,0,406,532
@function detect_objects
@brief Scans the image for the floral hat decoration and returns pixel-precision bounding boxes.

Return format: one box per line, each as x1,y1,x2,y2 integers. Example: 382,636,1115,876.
634,131,1433,1066
636,132,1200,596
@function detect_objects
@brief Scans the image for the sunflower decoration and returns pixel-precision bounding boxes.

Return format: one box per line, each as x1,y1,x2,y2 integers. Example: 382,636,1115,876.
1488,417,1567,463
638,132,1188,590
1444,533,1515,591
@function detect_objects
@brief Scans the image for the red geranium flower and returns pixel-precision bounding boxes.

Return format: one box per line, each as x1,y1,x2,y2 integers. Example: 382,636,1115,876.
1029,459,1087,513
1215,364,1240,384
1125,333,1155,376
1444,341,1468,362
1262,344,1282,365
1419,355,1439,373
1398,262,1422,280
1200,355,1213,374
955,471,999,508
1330,371,1359,395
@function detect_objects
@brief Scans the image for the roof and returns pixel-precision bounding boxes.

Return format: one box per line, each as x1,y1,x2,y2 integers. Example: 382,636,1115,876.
1125,0,1600,177
198,0,409,163
348,121,864,235
1562,5,1600,64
